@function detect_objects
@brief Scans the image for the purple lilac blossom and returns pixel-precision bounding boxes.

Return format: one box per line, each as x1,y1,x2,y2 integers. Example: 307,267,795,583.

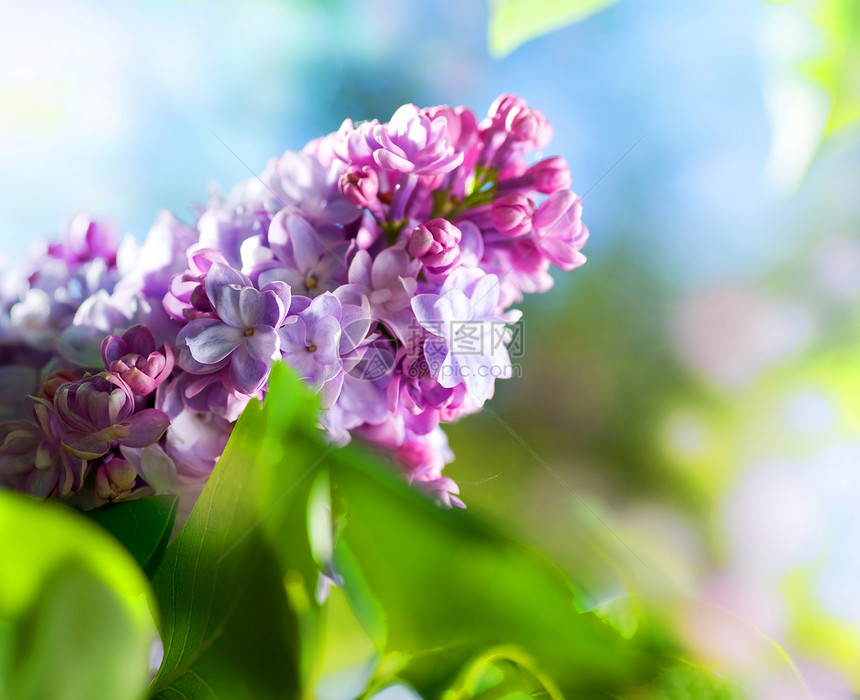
0,93,588,511
177,263,290,395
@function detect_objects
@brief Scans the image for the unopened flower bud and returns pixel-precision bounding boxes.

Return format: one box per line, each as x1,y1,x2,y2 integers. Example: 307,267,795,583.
526,157,572,194
408,219,462,275
490,193,535,237
339,166,379,208
95,457,138,501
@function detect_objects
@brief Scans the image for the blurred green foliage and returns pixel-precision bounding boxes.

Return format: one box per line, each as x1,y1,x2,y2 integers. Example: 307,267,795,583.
487,0,620,57
0,491,155,700
772,0,860,135
2,364,820,698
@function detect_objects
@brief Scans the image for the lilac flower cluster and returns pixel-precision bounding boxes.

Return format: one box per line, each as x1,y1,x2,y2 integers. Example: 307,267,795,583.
0,94,588,508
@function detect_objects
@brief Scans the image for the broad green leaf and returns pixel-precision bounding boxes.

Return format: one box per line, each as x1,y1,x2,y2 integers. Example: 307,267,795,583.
329,450,652,697
149,363,328,699
0,490,154,700
86,494,179,578
487,0,619,58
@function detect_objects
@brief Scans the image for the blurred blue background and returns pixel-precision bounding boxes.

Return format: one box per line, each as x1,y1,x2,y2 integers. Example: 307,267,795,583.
3,0,859,695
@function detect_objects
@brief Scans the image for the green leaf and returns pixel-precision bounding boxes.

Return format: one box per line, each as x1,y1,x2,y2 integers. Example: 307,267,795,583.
487,0,620,58
329,450,651,697
795,0,860,135
86,495,179,578
148,363,328,699
0,490,155,700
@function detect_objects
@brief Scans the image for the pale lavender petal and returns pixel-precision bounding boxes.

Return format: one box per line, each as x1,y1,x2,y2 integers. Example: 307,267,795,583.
261,281,291,318
371,248,410,290
259,266,306,291
411,295,445,330
236,286,264,328
186,323,244,364
340,304,371,354
204,262,251,306
230,345,270,395
319,371,344,410
303,292,342,325
469,275,501,320
278,316,308,352
333,283,367,308
348,249,374,290
309,316,342,364
458,220,485,268
258,289,286,329
211,283,244,328
246,326,279,363
266,210,293,261
288,218,322,272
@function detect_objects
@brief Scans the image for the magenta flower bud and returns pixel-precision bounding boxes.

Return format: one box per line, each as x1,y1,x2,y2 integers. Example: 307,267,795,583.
490,193,535,237
487,93,528,124
504,105,551,147
338,166,379,208
95,457,138,501
101,325,175,396
408,219,462,275
54,372,170,460
526,157,572,194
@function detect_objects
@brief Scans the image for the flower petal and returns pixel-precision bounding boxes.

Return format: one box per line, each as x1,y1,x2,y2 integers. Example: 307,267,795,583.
204,262,251,307
62,432,111,460
246,326,279,363
119,409,171,448
186,323,244,365
229,345,270,395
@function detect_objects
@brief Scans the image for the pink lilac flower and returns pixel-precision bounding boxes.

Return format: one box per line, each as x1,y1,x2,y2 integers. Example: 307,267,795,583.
0,93,589,510
370,104,464,176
